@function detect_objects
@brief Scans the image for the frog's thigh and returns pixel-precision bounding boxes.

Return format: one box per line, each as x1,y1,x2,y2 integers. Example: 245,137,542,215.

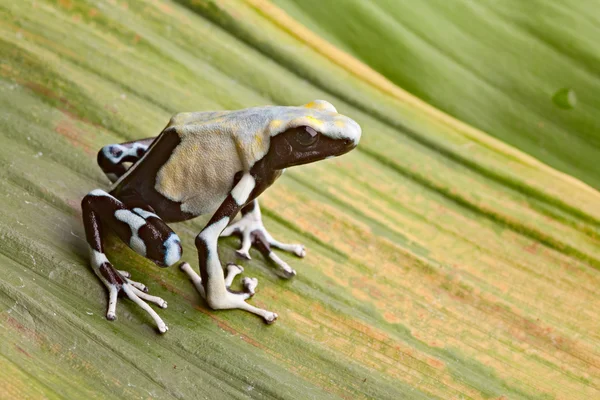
82,189,182,267
97,137,155,182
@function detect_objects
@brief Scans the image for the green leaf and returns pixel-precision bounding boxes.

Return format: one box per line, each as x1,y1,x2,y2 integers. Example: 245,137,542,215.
0,0,598,399
272,0,600,189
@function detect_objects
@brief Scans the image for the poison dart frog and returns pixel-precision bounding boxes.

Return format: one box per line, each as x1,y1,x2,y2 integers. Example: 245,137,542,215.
81,100,361,333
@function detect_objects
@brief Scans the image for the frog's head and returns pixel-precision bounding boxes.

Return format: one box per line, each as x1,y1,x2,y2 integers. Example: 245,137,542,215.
265,100,361,169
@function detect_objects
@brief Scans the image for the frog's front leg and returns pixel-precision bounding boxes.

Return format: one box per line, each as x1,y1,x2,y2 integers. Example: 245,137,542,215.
81,189,182,333
220,200,305,278
181,174,278,324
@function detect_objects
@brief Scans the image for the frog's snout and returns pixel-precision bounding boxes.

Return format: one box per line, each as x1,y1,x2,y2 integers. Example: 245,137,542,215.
337,136,358,156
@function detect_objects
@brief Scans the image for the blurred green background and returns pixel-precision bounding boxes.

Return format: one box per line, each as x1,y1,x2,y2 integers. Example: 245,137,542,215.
274,0,600,189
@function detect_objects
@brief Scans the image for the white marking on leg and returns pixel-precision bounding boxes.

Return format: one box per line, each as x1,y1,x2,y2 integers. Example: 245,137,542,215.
196,214,278,321
130,237,146,256
163,233,182,266
219,199,305,272
198,217,242,307
115,209,147,256
90,248,109,268
102,143,148,164
198,217,230,265
180,262,205,299
220,224,240,237
88,189,114,198
230,173,255,205
133,207,160,220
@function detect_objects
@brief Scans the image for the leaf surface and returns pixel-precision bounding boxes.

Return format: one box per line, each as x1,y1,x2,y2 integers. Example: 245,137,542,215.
0,1,599,399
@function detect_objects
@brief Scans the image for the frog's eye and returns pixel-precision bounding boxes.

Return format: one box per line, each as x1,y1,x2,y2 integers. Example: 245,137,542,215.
295,126,319,146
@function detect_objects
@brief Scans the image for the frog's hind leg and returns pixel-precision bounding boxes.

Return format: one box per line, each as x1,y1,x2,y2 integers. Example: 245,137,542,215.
97,137,155,183
81,189,182,333
220,200,304,278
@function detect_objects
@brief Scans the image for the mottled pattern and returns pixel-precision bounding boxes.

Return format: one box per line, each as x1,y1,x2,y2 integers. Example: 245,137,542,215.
102,143,148,165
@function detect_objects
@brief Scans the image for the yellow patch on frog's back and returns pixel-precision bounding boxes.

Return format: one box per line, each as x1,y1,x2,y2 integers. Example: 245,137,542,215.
269,119,282,130
304,115,323,126
302,100,338,113
254,131,264,147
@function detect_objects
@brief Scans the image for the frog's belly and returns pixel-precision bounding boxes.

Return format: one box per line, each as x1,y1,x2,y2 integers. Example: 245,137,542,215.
154,134,243,216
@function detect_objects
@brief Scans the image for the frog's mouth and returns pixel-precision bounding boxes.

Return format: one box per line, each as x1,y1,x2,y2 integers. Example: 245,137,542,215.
285,135,357,168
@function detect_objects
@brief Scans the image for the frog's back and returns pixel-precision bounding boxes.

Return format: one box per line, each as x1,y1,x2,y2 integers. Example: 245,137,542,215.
154,111,247,217
114,101,360,220
167,102,359,166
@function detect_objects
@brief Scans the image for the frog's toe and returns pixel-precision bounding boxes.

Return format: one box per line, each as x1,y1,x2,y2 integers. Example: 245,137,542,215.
99,268,168,332
277,266,297,279
130,285,168,309
235,249,251,260
125,277,148,293
265,251,296,279
242,277,258,296
226,263,244,275
263,312,278,324
106,286,119,321
224,263,244,288
117,270,131,278
292,244,306,258
122,285,169,333
267,239,306,258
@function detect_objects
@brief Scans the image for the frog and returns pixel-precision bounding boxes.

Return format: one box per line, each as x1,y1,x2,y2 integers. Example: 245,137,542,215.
81,100,361,333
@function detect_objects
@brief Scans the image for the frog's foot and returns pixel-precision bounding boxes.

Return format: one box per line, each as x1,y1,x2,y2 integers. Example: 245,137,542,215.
91,250,168,333
179,262,276,324
241,277,258,296
220,201,304,278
